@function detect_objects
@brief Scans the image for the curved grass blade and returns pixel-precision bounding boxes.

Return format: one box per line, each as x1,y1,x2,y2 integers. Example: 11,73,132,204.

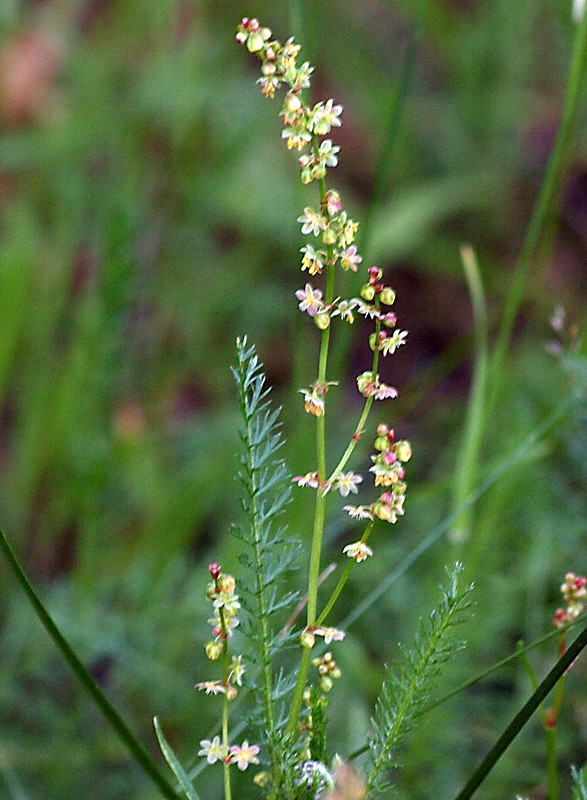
154,717,201,800
0,527,180,800
453,622,587,800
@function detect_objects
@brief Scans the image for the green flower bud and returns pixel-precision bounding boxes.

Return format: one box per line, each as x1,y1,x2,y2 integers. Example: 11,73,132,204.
285,92,301,113
225,684,238,701
217,574,236,595
322,226,337,245
374,435,389,451
380,287,396,305
300,629,315,649
372,501,392,522
360,284,376,301
205,641,222,661
314,119,330,136
314,312,331,330
320,676,333,693
394,441,412,462
394,481,407,495
300,167,313,184
246,32,264,52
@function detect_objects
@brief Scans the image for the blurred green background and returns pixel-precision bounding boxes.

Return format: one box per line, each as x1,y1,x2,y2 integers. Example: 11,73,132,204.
0,1,586,798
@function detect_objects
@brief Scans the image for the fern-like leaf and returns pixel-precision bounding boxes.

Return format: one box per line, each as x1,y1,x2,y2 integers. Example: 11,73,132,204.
365,563,473,797
231,337,300,759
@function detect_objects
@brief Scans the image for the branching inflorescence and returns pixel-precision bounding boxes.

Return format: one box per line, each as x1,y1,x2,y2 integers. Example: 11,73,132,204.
172,18,471,800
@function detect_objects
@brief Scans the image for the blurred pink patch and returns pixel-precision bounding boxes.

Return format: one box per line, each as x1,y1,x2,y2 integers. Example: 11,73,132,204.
0,33,61,125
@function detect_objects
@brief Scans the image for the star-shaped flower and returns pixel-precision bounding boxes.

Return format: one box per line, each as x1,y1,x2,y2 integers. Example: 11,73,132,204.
295,284,323,317
298,207,327,236
229,740,261,771
332,471,363,497
198,735,228,764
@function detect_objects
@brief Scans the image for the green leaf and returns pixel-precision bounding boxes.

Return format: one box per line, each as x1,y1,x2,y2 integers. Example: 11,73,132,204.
153,717,201,800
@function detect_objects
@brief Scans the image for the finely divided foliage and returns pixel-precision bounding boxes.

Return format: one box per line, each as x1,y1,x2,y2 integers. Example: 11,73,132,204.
366,565,473,797
231,337,300,735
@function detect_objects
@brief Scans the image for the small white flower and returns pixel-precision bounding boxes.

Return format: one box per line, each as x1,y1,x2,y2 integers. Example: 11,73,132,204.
229,655,245,686
298,207,327,236
314,625,345,644
332,471,363,497
343,541,373,562
343,505,374,520
381,329,408,355
198,735,228,764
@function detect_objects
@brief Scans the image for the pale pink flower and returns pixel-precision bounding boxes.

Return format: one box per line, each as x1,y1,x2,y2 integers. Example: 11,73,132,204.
230,740,261,771
295,283,323,317
338,245,362,272
195,680,226,695
292,472,320,489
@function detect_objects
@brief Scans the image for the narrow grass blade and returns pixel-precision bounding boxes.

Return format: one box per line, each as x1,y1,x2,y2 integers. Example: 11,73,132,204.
0,527,180,800
154,718,201,800
453,622,587,800
449,244,489,546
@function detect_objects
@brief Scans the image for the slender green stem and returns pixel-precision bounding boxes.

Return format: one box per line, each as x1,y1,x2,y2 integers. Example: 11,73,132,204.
452,622,587,800
218,606,232,800
316,522,375,626
0,527,180,800
488,9,587,414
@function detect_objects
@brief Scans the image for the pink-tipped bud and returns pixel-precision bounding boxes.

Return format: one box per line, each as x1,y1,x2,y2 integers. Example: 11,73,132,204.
209,563,221,580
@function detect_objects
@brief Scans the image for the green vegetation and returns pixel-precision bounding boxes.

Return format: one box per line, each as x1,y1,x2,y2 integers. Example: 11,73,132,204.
0,2,586,799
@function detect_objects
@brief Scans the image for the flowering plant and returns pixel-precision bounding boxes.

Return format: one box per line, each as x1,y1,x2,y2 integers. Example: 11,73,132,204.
153,17,475,800
147,16,587,800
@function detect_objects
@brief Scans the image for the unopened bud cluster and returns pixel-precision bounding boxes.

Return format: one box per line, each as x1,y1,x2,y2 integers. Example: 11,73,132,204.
553,572,586,628
312,652,341,693
343,425,411,528
195,563,245,701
